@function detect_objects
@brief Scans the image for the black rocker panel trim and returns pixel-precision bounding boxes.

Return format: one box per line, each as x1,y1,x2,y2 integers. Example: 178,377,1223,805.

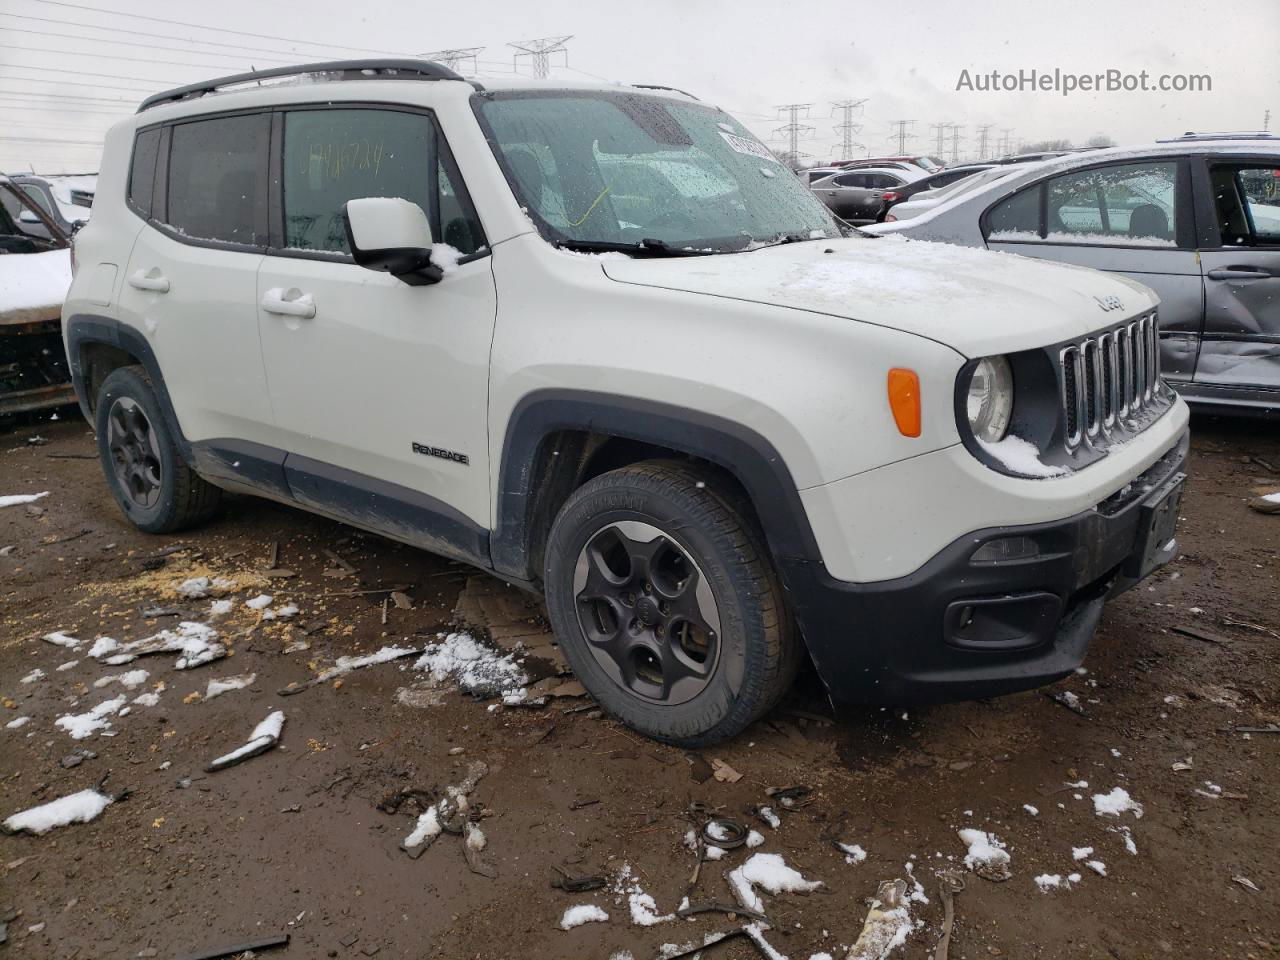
493,390,825,582
284,453,488,566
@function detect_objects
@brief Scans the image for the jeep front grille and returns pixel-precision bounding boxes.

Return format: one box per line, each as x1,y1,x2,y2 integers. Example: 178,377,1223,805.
1060,314,1160,449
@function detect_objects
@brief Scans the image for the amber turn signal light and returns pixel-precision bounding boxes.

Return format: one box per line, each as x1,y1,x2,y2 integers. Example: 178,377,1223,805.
887,368,921,437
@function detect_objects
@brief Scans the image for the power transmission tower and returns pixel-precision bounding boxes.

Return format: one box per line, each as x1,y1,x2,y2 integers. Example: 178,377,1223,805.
948,124,965,163
888,120,915,154
830,98,868,161
997,127,1015,156
1265,109,1271,131
508,36,573,78
420,47,485,75
773,104,815,166
974,124,994,160
929,122,951,157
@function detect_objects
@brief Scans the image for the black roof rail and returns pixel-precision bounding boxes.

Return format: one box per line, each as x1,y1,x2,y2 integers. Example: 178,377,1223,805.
631,83,700,101
1157,130,1279,142
138,59,467,113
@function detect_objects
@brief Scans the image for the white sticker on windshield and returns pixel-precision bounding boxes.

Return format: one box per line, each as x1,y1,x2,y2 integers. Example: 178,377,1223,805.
719,131,781,164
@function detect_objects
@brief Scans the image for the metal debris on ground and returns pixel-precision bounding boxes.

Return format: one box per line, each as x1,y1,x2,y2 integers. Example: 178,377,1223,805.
701,818,750,850
175,932,289,960
551,865,606,893
1047,690,1087,716
278,645,418,696
933,869,965,960
205,711,285,773
1171,624,1232,645
676,901,770,924
847,879,913,960
401,761,489,861
765,785,813,809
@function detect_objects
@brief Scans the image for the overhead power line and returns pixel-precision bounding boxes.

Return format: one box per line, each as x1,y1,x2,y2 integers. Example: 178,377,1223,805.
0,90,135,104
0,12,330,63
1,63,183,85
0,41,257,71
0,73,155,93
0,103,130,116
32,0,413,56
508,36,572,79
0,135,104,145
0,25,298,66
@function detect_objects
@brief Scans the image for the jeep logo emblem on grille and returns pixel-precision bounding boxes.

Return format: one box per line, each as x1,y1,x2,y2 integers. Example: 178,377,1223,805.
1094,295,1124,312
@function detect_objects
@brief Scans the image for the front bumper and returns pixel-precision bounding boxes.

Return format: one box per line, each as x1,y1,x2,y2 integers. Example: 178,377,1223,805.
781,429,1189,705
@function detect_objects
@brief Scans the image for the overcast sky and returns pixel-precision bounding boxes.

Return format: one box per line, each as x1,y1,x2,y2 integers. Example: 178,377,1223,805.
2,0,1276,173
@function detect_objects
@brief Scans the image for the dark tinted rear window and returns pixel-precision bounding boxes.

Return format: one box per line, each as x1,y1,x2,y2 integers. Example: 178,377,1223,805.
128,128,160,218
165,113,269,245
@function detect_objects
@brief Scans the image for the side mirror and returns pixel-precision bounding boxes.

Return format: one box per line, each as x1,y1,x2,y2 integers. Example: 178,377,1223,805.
342,197,441,285
18,209,40,224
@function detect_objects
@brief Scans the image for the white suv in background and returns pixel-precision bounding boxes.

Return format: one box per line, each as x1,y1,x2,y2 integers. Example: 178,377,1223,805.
64,60,1189,745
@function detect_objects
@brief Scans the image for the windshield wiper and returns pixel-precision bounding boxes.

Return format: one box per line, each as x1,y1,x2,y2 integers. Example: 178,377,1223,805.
554,238,713,258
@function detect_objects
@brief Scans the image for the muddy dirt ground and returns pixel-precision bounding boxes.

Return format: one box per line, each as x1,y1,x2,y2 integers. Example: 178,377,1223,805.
1,414,1277,960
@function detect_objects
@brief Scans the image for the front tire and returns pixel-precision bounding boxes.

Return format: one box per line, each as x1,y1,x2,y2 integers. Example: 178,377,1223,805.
95,365,220,533
544,460,799,747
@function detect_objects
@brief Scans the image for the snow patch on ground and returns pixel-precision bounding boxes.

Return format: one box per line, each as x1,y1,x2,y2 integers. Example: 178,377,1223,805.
612,863,675,926
414,632,527,699
315,645,416,683
55,695,127,739
3,788,112,834
727,853,823,914
92,669,149,690
20,669,45,684
6,716,31,730
959,829,1011,875
837,841,867,864
43,631,81,649
1093,787,1143,818
560,904,609,930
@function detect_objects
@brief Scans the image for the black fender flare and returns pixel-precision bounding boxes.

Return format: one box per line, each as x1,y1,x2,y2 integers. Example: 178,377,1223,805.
65,314,190,457
491,390,827,583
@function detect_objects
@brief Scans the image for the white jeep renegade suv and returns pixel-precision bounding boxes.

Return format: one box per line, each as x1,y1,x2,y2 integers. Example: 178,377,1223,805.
64,60,1190,745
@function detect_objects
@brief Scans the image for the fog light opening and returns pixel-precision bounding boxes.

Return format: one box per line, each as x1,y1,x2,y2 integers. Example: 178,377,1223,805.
971,536,1040,564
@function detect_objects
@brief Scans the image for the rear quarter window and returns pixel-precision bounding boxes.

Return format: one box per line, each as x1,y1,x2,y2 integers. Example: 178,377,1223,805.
128,128,160,219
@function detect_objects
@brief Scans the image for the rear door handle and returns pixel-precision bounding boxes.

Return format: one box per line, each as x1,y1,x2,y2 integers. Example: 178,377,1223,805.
1207,267,1272,281
127,269,169,293
261,289,316,319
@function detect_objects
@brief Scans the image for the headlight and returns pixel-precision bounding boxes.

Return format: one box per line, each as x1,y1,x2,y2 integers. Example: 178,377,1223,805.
966,356,1014,442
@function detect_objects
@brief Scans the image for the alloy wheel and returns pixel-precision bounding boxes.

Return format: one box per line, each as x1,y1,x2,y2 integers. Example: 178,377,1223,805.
106,397,163,509
572,520,722,705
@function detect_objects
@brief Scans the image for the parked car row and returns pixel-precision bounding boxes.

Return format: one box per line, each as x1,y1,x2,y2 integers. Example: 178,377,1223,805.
866,134,1280,414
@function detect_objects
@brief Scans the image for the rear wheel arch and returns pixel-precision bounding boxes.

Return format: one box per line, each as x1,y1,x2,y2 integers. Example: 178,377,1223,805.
491,391,823,586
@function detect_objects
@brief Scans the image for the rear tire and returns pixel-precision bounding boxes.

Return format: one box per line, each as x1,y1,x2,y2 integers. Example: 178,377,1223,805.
544,459,799,747
95,365,220,533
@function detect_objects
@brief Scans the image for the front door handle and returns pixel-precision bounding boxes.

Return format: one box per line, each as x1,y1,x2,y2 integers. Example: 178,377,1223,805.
261,288,316,319
127,269,169,293
1207,267,1271,281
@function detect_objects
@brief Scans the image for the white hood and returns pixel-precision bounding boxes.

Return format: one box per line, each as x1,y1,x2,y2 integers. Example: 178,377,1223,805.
601,235,1158,357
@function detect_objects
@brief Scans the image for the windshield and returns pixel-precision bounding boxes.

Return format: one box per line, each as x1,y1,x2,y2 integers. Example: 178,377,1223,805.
474,91,844,252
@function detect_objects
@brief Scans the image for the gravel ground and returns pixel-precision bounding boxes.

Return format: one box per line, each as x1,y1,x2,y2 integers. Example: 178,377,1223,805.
1,414,1277,959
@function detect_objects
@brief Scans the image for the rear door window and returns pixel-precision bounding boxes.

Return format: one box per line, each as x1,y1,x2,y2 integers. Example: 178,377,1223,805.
165,113,269,245
1209,163,1280,246
1044,162,1178,245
